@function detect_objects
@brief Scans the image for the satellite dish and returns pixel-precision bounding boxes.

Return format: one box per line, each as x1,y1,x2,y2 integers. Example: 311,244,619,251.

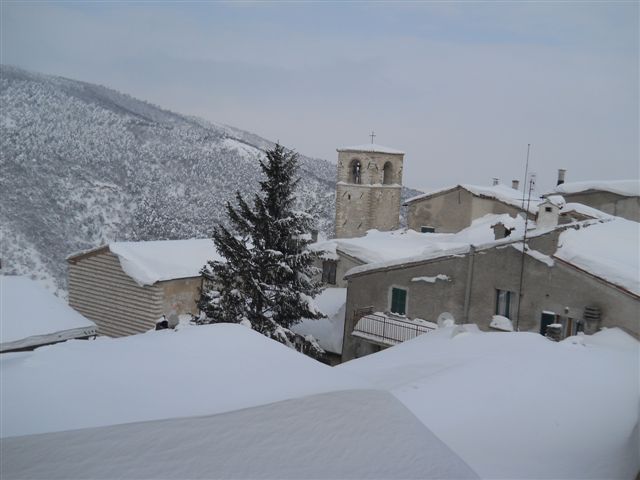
437,312,455,328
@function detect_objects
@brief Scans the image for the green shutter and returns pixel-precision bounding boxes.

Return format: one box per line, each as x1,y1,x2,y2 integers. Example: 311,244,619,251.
391,288,407,315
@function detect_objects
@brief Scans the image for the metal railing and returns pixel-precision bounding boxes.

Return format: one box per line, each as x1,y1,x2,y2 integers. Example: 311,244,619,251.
353,311,436,346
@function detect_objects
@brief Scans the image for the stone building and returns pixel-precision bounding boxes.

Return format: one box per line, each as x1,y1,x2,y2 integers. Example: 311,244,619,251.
550,179,639,222
404,183,536,234
67,239,219,337
340,217,639,361
335,144,404,238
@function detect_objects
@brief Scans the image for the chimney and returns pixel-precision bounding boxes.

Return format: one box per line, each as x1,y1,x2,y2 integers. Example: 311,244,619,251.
492,178,499,186
557,169,566,186
511,179,520,190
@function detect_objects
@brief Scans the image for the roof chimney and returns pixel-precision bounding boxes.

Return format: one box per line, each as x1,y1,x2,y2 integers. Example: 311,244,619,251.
492,178,499,186
511,179,520,190
557,169,566,186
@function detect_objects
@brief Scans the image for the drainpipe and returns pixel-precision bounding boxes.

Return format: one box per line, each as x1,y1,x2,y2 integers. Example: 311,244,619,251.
463,245,476,322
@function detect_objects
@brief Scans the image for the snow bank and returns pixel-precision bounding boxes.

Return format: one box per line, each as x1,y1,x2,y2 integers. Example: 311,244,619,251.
108,239,222,286
291,288,346,354
339,327,640,479
0,276,96,352
337,143,405,155
555,218,640,295
0,324,365,437
554,179,640,197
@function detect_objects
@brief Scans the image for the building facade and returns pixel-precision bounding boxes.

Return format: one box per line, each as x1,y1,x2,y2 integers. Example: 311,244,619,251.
341,224,639,360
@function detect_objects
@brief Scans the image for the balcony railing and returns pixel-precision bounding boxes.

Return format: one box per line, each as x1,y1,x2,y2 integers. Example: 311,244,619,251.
352,310,436,346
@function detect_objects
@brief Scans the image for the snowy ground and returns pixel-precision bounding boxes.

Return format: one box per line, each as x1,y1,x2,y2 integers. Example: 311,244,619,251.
1,323,638,479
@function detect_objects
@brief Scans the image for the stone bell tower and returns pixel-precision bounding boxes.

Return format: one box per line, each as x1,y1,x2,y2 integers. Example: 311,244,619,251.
334,142,404,238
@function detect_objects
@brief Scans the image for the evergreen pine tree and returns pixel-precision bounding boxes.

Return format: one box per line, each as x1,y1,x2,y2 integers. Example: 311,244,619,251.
197,143,324,353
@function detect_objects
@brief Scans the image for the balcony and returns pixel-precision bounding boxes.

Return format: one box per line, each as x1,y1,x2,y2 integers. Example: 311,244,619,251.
352,309,437,347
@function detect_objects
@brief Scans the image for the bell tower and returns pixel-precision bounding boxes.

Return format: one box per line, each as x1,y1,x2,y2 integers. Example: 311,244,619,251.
334,142,404,238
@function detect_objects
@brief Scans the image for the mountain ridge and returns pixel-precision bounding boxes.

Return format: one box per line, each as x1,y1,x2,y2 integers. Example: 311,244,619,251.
0,65,421,294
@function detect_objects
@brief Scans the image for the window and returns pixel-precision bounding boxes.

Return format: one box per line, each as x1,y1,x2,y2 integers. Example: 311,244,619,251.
421,226,435,233
322,261,337,285
390,287,407,315
495,289,515,319
545,206,552,212
382,161,393,184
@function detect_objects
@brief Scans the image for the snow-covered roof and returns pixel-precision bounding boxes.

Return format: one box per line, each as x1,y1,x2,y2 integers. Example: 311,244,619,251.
291,288,346,354
337,143,405,155
69,239,222,286
343,214,528,277
554,217,640,295
311,229,456,265
0,276,97,352
405,183,540,213
553,179,640,197
561,202,613,220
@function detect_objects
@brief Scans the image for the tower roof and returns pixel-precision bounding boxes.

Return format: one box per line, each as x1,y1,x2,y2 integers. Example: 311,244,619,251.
337,143,405,155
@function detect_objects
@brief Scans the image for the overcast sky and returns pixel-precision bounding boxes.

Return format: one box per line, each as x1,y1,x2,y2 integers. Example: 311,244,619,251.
2,1,638,192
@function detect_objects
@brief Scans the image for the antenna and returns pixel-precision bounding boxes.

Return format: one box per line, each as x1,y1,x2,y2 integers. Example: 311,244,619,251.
515,172,536,331
521,144,531,209
369,131,376,144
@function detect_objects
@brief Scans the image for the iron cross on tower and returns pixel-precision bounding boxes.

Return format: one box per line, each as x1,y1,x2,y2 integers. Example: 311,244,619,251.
369,131,376,144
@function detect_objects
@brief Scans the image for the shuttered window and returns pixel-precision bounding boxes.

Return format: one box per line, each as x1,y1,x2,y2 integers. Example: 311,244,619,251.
390,287,407,315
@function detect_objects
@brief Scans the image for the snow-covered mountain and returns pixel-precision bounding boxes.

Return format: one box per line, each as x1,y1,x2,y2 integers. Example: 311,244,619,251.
1,65,421,294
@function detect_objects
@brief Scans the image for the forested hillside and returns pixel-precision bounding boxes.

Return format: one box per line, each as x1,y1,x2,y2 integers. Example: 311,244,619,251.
0,65,420,294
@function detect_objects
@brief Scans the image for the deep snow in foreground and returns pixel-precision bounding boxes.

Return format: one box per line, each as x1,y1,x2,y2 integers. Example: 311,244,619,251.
0,324,364,437
1,390,477,479
339,327,640,479
1,324,638,479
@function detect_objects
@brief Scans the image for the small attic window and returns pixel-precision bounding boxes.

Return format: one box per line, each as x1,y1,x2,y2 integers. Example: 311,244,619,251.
421,226,435,233
545,207,553,212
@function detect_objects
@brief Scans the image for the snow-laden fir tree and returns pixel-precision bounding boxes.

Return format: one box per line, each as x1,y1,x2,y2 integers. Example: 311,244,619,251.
197,143,324,354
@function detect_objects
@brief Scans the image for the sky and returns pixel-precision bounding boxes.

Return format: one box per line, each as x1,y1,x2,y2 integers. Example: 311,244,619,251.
1,1,638,192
